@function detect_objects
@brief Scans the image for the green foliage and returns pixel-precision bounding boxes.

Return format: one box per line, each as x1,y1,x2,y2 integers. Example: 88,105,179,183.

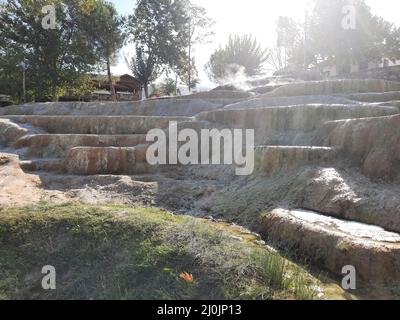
0,51,24,102
0,0,123,102
268,17,301,72
188,78,200,90
250,249,318,300
384,27,400,62
0,0,98,101
82,0,125,98
127,0,211,97
309,0,389,69
178,0,214,91
128,0,189,72
280,0,400,73
159,78,177,96
0,204,319,300
205,35,270,84
127,0,212,92
126,0,194,97
180,0,215,47
126,46,160,98
70,74,96,96
178,57,200,90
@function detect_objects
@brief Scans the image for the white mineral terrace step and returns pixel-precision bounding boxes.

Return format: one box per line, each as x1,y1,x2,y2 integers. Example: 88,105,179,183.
266,79,400,97
196,105,398,135
19,158,64,172
0,118,33,146
14,134,148,157
343,91,400,103
254,146,337,175
314,113,400,181
176,90,253,100
0,99,229,117
259,208,400,284
63,146,151,175
223,95,360,110
0,116,192,135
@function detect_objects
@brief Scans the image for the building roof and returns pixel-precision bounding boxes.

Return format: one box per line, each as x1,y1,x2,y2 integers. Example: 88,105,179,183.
120,74,135,79
119,74,142,85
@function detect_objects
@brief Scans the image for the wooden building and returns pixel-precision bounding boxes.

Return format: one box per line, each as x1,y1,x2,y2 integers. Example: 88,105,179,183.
60,74,143,102
92,74,142,101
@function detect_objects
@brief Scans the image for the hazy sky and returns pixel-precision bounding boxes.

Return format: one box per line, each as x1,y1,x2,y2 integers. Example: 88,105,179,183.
110,0,400,88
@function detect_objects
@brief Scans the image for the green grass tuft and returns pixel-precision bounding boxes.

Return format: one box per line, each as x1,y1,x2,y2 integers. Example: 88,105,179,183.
0,203,319,300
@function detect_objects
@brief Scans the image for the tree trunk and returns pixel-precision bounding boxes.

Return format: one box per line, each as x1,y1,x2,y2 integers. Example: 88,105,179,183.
51,84,57,102
175,73,178,96
304,10,308,72
144,82,149,99
188,21,192,93
107,56,116,101
22,70,26,103
51,57,58,102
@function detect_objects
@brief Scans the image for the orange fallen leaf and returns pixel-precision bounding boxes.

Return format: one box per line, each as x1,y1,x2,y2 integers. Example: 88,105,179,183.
179,272,194,283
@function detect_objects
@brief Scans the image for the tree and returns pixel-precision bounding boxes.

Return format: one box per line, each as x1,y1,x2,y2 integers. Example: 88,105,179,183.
385,26,400,63
178,0,214,91
205,35,270,84
0,36,25,101
307,0,400,73
128,0,189,77
270,0,400,74
187,77,200,91
273,16,301,71
0,0,98,101
178,56,199,90
125,46,160,98
83,0,125,100
159,78,177,96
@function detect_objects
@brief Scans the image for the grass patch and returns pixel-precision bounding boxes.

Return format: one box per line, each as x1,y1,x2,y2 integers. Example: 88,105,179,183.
0,203,319,300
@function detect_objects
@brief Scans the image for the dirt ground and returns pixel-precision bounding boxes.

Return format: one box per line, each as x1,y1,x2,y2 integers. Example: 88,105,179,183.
0,153,50,207
2,151,400,299
0,152,230,212
2,152,400,233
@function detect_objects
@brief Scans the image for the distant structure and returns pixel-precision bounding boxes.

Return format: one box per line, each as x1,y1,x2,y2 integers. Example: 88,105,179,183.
0,94,12,107
312,58,400,80
92,74,142,101
60,74,143,102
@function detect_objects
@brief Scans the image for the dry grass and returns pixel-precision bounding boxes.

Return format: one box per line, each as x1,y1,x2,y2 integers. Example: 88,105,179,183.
0,203,319,300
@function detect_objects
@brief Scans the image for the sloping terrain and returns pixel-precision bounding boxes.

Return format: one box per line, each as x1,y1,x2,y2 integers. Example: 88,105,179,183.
0,204,327,300
1,79,400,299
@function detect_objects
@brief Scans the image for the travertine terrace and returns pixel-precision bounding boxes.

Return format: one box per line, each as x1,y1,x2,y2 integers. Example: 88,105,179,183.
2,79,400,290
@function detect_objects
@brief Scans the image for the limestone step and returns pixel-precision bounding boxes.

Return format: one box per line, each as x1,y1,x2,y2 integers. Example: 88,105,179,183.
20,158,64,172
63,145,152,175
365,101,400,111
343,91,400,103
0,119,28,146
196,105,398,145
292,166,400,234
266,79,400,97
0,99,226,117
0,119,43,146
378,100,400,109
247,84,283,94
223,96,360,110
254,146,337,175
177,90,253,100
1,116,192,135
259,208,400,284
14,134,148,158
314,114,400,181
